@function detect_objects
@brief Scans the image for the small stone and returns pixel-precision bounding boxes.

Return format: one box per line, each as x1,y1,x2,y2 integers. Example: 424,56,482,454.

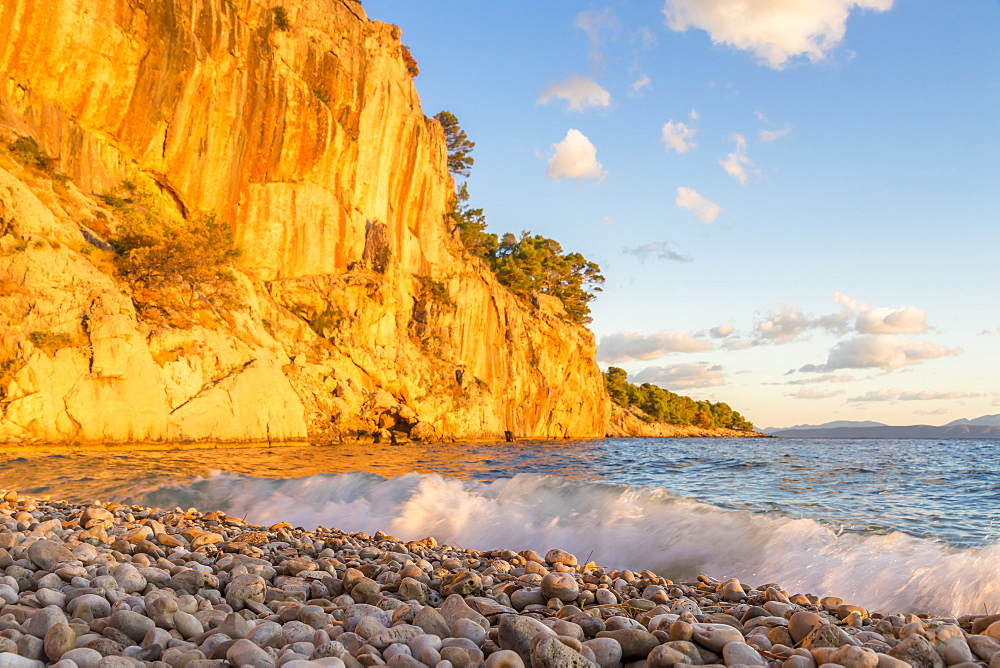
583,637,623,668
43,623,76,662
540,572,580,603
109,610,155,643
691,623,746,653
830,644,879,668
23,606,70,639
226,638,274,667
440,570,483,597
224,573,266,611
647,643,692,668
888,634,946,668
26,540,77,570
544,549,578,566
723,641,767,666
789,612,827,644
485,649,526,668
969,635,1000,661
369,624,424,651
530,635,596,667
499,614,557,665
439,594,489,631
801,624,858,650
413,606,450,639
0,653,45,668
595,628,658,660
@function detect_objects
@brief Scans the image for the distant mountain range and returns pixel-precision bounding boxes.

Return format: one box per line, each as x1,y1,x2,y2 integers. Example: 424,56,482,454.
763,414,1000,438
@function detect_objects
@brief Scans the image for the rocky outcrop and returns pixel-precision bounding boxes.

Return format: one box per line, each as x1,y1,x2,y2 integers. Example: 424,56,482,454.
0,0,608,443
605,405,769,439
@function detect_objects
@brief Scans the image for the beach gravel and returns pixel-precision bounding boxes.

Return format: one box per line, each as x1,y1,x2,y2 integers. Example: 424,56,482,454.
0,490,997,668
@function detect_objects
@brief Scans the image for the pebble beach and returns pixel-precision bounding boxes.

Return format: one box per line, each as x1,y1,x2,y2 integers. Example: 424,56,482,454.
1,490,999,668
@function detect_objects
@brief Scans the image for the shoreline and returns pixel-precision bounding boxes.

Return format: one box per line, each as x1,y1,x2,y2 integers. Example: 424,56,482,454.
1,492,998,667
0,431,774,453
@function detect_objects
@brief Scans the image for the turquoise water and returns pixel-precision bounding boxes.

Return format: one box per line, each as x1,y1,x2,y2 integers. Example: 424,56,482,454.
1,437,998,614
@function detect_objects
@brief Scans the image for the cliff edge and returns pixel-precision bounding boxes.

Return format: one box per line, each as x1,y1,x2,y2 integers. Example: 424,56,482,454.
0,0,608,443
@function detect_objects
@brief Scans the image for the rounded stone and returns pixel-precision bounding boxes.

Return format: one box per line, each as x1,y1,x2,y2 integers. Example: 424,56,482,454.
584,637,624,668
26,540,77,570
43,623,77,662
485,649,527,668
109,610,155,643
541,572,580,603
544,549,578,566
789,611,827,644
691,623,746,653
724,640,767,666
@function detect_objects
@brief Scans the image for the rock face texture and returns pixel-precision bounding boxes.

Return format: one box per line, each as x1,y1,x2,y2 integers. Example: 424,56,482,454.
0,0,608,442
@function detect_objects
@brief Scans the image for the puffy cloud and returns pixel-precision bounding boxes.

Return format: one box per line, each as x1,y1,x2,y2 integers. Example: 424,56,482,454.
855,305,929,334
759,124,793,142
800,335,960,372
662,121,698,153
786,374,854,385
787,387,845,399
537,75,612,112
676,187,721,224
633,363,726,389
710,323,735,338
755,304,812,343
662,0,894,69
848,389,981,402
721,338,752,351
719,134,757,184
547,130,607,181
622,241,692,263
689,109,700,121
598,331,712,363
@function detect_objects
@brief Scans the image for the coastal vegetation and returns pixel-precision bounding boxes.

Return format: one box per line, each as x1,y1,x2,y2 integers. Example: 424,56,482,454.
100,181,240,310
437,112,604,324
604,366,754,430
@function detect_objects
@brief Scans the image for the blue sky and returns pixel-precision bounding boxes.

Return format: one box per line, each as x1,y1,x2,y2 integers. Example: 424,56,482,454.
364,0,1000,428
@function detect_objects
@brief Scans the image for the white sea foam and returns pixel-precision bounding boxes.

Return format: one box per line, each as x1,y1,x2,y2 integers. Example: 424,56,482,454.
137,471,1000,615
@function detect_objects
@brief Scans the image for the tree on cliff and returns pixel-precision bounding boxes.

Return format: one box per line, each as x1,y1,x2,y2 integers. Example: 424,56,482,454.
491,232,604,324
434,111,475,178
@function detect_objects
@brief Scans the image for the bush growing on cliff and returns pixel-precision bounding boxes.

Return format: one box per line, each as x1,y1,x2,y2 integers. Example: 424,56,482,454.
435,111,474,178
604,366,754,430
273,6,290,31
101,182,240,308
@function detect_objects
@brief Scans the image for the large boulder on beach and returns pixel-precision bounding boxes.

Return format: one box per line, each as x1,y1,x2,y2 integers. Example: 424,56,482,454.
540,571,580,602
225,573,267,610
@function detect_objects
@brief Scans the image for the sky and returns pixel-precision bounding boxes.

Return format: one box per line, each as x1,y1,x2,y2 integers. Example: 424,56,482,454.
363,0,1000,429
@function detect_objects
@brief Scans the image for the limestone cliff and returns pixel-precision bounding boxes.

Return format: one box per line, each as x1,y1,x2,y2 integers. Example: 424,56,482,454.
0,0,608,443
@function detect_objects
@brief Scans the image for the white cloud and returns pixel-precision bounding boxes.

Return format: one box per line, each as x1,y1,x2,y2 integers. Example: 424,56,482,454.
575,8,620,71
629,73,652,96
756,304,812,343
622,241,692,263
676,187,721,224
801,335,960,372
662,121,698,153
788,387,845,400
537,75,612,112
547,130,607,181
719,134,757,184
847,389,980,403
689,109,700,121
598,331,712,363
759,124,793,142
662,0,894,69
633,363,726,389
855,305,929,334
710,323,735,338
786,374,854,385
636,26,658,50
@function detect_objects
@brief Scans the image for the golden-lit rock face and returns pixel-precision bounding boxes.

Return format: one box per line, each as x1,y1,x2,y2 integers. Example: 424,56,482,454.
0,0,609,442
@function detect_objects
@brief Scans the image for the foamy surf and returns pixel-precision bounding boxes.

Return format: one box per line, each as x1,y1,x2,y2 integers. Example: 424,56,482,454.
133,470,1000,616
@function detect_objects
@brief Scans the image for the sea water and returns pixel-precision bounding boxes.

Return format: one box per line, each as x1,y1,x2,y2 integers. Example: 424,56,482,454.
1,437,997,615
